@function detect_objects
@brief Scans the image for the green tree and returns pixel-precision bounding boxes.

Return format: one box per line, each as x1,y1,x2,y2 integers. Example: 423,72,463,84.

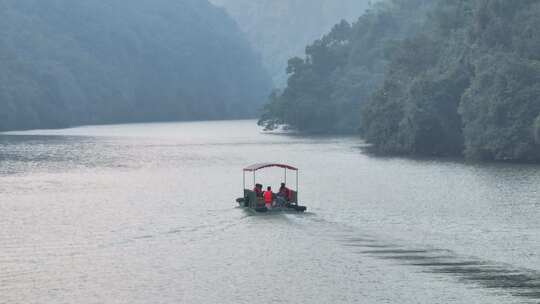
460,54,540,161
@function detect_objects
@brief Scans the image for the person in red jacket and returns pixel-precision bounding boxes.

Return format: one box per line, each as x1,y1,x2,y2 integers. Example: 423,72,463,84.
264,186,273,208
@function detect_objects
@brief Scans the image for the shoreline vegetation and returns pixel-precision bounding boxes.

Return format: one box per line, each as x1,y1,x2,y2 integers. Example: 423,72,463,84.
258,0,540,163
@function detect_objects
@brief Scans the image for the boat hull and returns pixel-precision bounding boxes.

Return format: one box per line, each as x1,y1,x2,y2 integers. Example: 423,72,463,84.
236,198,306,213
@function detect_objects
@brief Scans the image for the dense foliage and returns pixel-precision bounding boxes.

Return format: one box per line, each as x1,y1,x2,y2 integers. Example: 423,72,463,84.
259,0,433,133
0,0,271,131
260,0,540,162
209,0,370,87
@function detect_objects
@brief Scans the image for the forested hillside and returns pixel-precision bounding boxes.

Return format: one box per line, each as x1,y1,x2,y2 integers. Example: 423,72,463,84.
260,0,540,162
209,0,370,86
0,0,271,131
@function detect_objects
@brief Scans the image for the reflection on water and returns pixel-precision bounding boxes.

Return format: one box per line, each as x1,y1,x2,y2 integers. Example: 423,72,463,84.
1,120,539,303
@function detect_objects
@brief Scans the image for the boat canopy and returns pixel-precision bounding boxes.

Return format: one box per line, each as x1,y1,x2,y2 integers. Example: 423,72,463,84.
243,163,298,172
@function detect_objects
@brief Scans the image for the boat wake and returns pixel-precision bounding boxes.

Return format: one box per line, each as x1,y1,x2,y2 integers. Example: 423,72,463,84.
286,212,540,302
342,236,540,302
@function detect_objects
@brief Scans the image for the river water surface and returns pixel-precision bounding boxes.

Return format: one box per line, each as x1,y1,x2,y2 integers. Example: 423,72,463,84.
1,120,539,303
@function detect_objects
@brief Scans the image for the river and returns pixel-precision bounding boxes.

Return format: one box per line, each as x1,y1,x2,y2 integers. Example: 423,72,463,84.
1,120,539,303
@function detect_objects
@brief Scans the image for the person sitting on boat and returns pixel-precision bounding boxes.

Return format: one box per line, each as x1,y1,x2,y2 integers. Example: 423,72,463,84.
264,186,274,209
253,183,263,197
276,182,291,206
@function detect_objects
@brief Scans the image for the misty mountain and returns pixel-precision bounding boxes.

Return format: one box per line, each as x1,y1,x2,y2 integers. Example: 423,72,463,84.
0,0,271,131
209,0,371,87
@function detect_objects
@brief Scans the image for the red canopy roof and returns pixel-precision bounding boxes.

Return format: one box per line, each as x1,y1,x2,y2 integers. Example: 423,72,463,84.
243,163,298,172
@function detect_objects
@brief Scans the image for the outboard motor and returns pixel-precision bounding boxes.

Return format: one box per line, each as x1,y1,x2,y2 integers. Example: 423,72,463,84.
292,205,307,212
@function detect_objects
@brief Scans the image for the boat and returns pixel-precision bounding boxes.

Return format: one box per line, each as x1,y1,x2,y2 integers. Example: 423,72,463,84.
236,163,307,213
